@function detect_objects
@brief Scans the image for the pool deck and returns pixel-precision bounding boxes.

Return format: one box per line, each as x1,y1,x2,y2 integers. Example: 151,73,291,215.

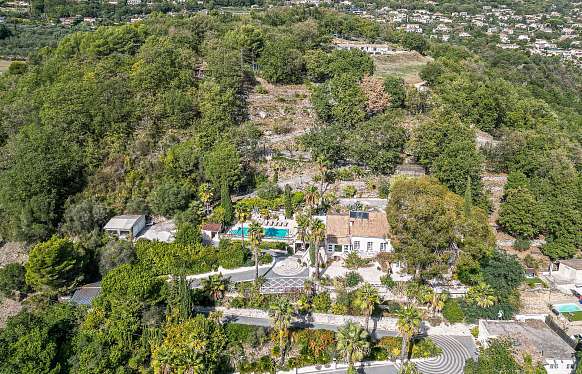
553,303,582,313
224,215,298,242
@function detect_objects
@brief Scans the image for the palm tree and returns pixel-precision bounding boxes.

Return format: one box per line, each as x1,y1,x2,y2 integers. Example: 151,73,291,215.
235,207,251,250
430,292,448,315
308,218,326,280
269,298,294,365
303,279,314,297
201,274,230,302
336,321,370,373
467,282,497,308
304,185,320,212
355,283,380,332
198,183,213,215
249,221,264,281
396,305,423,363
296,212,310,253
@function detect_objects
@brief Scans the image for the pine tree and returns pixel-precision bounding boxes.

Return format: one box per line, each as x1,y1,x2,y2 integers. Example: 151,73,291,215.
464,175,473,217
221,180,234,225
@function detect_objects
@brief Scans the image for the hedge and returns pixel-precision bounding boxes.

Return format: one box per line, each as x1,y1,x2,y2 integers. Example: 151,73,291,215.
135,240,218,275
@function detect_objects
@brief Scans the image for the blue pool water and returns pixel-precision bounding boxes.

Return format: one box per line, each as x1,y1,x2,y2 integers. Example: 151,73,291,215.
229,227,289,239
554,303,582,313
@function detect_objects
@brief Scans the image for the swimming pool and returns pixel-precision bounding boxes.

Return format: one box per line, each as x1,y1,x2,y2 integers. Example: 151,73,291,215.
228,227,289,239
554,303,582,313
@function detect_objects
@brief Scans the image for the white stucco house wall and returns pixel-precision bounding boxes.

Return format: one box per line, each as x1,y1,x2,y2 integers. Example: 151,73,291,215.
549,259,582,293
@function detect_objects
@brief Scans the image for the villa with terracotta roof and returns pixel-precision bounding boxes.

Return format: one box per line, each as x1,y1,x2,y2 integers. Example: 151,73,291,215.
324,210,392,256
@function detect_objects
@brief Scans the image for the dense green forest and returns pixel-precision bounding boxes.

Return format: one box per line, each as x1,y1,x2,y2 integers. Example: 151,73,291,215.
0,4,580,373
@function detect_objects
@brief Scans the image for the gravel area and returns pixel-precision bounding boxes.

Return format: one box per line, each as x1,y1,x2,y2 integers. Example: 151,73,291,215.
0,241,28,268
0,298,23,328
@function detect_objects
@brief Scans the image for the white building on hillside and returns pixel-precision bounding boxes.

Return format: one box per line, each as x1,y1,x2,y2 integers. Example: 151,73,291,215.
104,215,146,239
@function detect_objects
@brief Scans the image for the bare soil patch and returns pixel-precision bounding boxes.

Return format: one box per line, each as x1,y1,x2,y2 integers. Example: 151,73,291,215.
0,298,22,328
0,241,28,268
0,59,10,73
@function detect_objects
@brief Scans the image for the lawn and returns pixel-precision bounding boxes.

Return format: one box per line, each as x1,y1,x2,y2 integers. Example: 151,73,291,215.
563,311,582,322
524,277,547,288
372,52,432,84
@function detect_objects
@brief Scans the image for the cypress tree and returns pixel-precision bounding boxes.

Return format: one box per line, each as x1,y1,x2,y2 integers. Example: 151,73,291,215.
464,176,472,217
284,184,293,219
221,179,234,225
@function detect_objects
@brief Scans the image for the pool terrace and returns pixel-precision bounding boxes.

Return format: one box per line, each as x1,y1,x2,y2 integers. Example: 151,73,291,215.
223,215,296,242
553,303,582,322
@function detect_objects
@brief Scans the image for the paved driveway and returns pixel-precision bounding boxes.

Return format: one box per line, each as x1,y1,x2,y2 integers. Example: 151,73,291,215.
219,313,477,374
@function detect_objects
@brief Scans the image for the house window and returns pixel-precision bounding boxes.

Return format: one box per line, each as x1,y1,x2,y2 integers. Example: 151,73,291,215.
354,241,360,251
367,242,373,251
343,245,350,252
328,244,333,252
335,245,342,252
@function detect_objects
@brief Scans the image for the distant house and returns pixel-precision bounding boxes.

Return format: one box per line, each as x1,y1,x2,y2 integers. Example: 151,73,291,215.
478,319,576,374
333,38,395,55
395,163,426,177
201,223,222,244
325,211,392,256
104,214,146,239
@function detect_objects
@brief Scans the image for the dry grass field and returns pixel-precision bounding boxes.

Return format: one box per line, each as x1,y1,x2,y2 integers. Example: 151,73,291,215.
0,59,11,73
373,52,432,84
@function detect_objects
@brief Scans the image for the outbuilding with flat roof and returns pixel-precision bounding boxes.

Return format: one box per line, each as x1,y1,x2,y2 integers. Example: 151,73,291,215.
478,318,576,374
104,214,146,238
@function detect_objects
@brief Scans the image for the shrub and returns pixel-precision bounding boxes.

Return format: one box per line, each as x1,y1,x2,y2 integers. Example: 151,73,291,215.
342,185,357,198
331,303,348,315
344,252,370,269
259,253,273,265
0,264,28,299
371,336,442,360
292,329,336,363
99,239,136,276
380,274,396,288
513,238,530,251
345,271,363,287
148,179,193,217
25,236,85,293
312,292,332,313
460,299,517,323
61,198,110,236
378,180,390,199
135,241,218,275
256,181,282,200
272,123,293,135
174,223,202,246
217,240,249,269
442,298,465,323
225,323,268,346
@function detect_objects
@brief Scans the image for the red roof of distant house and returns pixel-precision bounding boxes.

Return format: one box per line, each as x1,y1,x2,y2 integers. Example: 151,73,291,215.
202,223,222,232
